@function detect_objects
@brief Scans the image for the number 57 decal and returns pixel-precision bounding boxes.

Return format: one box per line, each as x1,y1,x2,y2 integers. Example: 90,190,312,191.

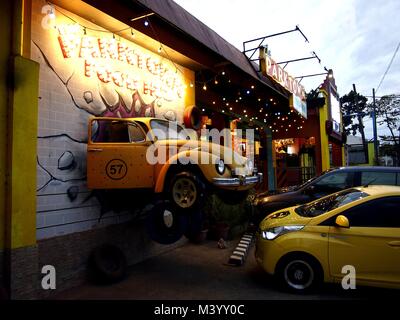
106,159,128,180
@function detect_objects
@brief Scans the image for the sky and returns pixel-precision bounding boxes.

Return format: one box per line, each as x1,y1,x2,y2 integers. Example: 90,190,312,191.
174,0,400,139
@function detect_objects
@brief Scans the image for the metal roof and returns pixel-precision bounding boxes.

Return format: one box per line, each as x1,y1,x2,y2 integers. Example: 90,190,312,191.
134,0,289,99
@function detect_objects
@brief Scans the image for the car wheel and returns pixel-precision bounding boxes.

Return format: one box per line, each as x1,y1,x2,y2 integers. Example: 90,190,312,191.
169,172,205,210
90,244,127,284
276,253,322,293
145,200,188,245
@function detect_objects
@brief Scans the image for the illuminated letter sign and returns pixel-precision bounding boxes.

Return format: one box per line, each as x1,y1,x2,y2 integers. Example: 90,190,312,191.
260,47,307,118
57,24,186,102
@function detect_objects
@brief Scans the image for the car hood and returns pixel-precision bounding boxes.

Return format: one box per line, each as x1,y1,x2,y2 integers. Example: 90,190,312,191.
259,206,311,230
155,140,248,167
254,190,301,206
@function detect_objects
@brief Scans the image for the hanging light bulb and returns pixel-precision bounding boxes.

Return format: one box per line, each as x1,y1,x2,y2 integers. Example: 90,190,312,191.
144,20,149,27
49,6,56,19
202,83,207,91
189,82,194,88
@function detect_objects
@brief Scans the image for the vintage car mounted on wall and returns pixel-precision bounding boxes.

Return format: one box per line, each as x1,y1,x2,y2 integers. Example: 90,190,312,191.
87,117,262,211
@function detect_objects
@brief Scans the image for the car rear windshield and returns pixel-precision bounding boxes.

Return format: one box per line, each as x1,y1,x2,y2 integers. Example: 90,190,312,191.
295,189,369,217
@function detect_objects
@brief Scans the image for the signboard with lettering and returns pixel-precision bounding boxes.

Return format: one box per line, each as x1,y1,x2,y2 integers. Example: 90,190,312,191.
260,47,307,118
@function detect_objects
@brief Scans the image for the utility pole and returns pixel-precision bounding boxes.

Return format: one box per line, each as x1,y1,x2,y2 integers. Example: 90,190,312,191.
372,89,379,165
353,84,369,164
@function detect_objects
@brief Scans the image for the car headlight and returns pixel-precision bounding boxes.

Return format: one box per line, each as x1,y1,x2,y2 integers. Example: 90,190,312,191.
216,159,225,175
260,225,304,240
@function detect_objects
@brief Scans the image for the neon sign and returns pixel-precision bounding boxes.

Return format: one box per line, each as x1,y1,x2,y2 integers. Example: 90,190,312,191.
57,24,185,102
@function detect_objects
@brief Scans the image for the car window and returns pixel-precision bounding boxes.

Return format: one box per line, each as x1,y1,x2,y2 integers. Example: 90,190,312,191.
313,172,350,189
361,171,396,186
150,120,189,140
128,123,146,143
92,120,142,143
341,196,400,228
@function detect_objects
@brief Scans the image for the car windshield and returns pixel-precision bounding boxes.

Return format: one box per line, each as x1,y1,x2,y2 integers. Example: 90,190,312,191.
293,169,335,191
295,189,369,217
150,120,190,140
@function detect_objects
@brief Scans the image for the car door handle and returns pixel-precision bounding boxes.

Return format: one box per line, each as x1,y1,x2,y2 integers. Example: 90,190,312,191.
388,241,400,247
88,148,103,152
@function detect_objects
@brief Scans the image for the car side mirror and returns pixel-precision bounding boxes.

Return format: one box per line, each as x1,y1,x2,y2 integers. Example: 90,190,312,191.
335,215,350,228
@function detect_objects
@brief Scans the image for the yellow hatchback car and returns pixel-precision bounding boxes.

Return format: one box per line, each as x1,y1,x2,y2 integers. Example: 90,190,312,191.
255,185,400,292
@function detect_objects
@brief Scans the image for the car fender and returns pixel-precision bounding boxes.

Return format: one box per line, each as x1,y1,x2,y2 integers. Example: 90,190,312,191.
154,149,224,193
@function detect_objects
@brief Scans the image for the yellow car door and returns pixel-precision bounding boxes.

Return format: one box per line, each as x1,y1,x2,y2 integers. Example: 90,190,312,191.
328,196,400,287
87,119,154,189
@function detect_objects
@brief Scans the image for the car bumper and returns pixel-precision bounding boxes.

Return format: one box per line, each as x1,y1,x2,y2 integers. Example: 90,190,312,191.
212,173,263,187
254,232,283,275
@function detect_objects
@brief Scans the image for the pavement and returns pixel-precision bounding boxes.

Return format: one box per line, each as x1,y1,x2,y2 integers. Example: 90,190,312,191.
54,238,400,300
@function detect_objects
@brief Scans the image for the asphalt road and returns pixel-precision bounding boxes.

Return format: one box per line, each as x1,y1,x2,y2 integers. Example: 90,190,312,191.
55,238,400,300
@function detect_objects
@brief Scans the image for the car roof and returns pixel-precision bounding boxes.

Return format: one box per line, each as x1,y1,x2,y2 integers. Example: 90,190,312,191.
330,166,400,172
355,185,400,196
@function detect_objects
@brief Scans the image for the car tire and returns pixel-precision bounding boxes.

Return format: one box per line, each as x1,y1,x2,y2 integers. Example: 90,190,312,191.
90,244,127,284
145,200,188,245
168,171,205,211
276,253,323,293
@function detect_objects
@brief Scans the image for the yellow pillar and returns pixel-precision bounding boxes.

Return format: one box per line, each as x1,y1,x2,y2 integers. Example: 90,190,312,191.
319,90,330,172
3,0,39,250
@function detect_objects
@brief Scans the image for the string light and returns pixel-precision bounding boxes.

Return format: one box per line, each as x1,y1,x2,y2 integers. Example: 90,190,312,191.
49,6,56,19
202,83,207,91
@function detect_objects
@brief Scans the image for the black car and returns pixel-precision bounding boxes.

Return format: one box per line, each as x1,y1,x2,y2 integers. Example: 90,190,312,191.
253,166,400,222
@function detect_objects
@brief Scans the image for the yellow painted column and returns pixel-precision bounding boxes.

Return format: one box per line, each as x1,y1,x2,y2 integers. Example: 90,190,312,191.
6,56,39,249
319,91,330,172
4,0,39,250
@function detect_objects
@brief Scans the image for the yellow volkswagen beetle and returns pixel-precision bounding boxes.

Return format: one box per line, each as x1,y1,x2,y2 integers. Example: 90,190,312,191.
255,185,400,292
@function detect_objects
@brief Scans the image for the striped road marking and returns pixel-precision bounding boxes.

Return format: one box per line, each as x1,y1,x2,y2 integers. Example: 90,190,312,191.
228,232,255,266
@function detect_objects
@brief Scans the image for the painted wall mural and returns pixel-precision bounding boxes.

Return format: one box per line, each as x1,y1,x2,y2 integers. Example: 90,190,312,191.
32,0,195,239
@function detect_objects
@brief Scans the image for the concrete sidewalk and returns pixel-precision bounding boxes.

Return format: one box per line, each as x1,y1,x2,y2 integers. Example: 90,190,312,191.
54,239,400,300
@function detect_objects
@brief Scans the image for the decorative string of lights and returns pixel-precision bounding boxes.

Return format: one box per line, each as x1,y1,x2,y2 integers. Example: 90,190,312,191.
47,2,308,134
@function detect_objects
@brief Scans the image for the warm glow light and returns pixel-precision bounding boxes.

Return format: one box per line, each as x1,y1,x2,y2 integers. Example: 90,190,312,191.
57,24,188,102
203,84,207,91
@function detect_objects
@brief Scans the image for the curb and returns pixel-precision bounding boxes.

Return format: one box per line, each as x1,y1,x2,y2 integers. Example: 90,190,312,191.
227,232,255,266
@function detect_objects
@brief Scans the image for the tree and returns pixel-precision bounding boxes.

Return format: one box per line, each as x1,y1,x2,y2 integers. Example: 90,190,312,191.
371,94,400,166
340,90,369,163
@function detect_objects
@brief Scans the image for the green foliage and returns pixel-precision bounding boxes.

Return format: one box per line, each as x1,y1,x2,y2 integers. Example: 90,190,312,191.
340,90,368,136
203,190,255,228
372,95,400,145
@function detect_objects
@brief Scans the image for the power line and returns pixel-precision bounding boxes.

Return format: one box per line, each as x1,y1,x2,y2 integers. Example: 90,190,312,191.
376,41,400,94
